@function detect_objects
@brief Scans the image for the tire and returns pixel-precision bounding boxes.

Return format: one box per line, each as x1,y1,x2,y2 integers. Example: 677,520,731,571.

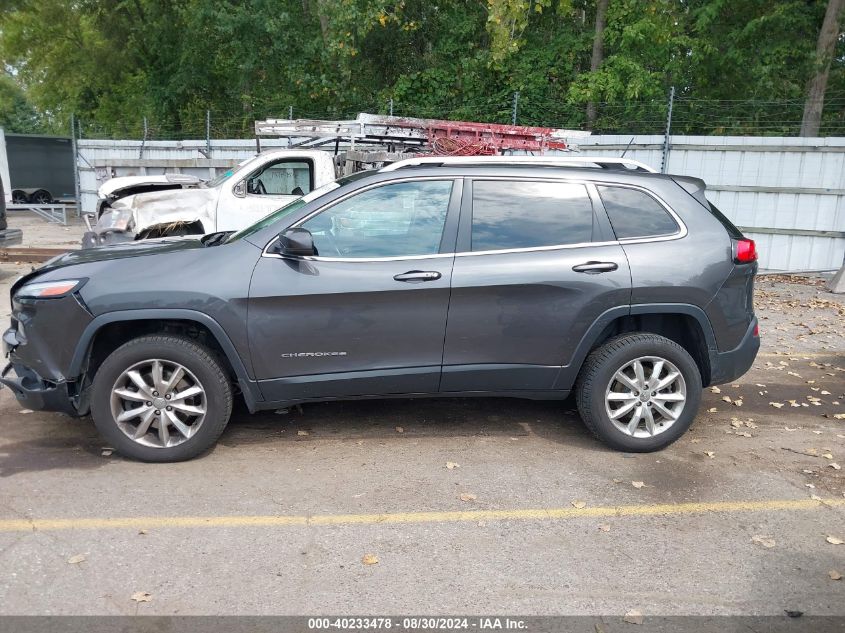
31,189,52,204
575,333,702,452
90,335,233,462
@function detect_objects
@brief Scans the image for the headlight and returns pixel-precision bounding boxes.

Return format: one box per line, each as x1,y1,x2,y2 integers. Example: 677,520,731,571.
15,279,86,299
100,207,133,232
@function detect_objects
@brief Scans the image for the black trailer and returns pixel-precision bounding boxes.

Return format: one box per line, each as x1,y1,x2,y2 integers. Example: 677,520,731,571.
5,134,75,204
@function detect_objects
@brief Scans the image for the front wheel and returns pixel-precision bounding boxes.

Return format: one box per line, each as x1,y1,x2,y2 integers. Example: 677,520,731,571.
575,333,702,452
90,335,233,462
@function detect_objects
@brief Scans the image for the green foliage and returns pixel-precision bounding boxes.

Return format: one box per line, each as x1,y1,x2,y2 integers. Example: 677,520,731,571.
0,74,46,133
0,0,842,137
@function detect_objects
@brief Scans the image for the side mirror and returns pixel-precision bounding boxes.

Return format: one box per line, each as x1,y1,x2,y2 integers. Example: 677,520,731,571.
233,180,246,198
278,228,316,257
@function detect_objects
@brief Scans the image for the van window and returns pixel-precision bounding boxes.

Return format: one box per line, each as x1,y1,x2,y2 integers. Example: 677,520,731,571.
471,181,594,252
597,186,679,239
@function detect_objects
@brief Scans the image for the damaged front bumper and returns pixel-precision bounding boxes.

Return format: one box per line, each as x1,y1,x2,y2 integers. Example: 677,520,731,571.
1,328,88,417
0,362,83,416
81,211,135,249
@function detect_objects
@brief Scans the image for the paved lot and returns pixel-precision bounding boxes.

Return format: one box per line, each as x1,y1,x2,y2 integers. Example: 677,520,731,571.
0,220,843,616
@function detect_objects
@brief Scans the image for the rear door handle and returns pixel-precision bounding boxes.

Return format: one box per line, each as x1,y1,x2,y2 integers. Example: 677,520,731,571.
393,270,442,283
572,261,619,274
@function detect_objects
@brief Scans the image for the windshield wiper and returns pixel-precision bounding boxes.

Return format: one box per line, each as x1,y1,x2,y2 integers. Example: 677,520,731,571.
201,231,234,247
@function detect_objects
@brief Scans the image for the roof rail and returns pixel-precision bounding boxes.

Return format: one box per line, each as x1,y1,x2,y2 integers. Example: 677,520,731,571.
379,156,658,173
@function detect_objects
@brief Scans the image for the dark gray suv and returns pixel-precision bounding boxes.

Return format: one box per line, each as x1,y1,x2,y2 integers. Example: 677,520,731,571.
1,157,759,461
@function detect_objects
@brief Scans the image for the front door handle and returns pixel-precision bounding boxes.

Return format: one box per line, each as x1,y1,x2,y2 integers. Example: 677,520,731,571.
572,261,619,274
393,270,442,283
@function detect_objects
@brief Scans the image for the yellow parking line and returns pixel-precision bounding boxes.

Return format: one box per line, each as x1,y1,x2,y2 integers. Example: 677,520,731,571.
0,498,842,533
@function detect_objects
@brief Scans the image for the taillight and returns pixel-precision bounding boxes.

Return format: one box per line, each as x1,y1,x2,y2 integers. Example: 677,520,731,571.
753,323,759,337
734,239,757,264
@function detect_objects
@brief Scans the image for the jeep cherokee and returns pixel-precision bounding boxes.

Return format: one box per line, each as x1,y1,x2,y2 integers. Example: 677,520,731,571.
1,156,760,462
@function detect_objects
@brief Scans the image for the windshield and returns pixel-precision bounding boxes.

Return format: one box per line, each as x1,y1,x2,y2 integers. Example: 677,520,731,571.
205,157,253,188
225,179,345,243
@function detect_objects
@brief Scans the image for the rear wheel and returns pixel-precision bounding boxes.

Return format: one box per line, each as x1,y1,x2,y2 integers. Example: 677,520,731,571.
575,333,702,452
90,335,232,462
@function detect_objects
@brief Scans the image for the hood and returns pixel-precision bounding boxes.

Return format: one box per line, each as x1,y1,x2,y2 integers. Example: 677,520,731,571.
109,187,218,234
11,238,204,296
98,174,200,198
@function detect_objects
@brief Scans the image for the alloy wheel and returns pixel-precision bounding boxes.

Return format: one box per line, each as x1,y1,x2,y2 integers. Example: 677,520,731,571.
604,355,687,438
110,359,207,448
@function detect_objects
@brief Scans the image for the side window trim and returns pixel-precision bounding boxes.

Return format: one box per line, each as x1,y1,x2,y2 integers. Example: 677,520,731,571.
457,176,605,255
247,157,315,196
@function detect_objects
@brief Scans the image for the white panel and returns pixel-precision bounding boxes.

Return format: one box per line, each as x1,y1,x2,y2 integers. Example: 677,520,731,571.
73,134,845,271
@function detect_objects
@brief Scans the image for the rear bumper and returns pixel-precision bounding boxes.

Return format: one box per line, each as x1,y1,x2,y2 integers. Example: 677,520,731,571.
708,317,759,385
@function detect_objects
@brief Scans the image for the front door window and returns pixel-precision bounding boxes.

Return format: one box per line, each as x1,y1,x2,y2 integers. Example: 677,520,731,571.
300,180,453,258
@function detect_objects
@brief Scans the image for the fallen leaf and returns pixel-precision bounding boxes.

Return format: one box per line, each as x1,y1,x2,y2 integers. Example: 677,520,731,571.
459,493,476,502
770,402,785,409
623,610,644,625
297,430,309,436
597,523,610,532
811,494,822,501
138,529,148,535
830,463,841,470
631,481,645,489
722,396,732,403
67,554,86,564
446,461,460,469
734,399,743,407
612,478,623,484
19,409,33,414
736,431,752,438
705,451,715,458
826,536,844,545
751,535,776,548
822,453,834,459
571,500,587,509
361,554,379,565
101,450,112,457
707,407,718,413
833,413,845,420
710,386,721,394
821,390,831,395
830,570,843,581
395,426,404,433
130,591,152,603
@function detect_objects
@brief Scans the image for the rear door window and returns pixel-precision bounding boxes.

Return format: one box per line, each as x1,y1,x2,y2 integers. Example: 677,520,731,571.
470,180,595,252
597,185,679,239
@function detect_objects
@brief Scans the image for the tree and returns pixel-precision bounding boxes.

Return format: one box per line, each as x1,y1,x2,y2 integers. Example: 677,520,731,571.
585,0,609,129
800,0,844,136
0,75,45,133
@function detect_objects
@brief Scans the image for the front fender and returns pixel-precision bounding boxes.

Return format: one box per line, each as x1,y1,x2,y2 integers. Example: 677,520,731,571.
70,309,262,411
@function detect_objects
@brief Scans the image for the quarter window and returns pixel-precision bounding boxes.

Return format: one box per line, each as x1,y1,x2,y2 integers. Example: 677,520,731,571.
471,181,595,251
597,186,679,239
301,180,453,258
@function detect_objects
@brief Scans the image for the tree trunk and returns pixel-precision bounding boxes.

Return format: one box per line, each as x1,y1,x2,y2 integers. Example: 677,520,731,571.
800,0,844,137
586,0,610,130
